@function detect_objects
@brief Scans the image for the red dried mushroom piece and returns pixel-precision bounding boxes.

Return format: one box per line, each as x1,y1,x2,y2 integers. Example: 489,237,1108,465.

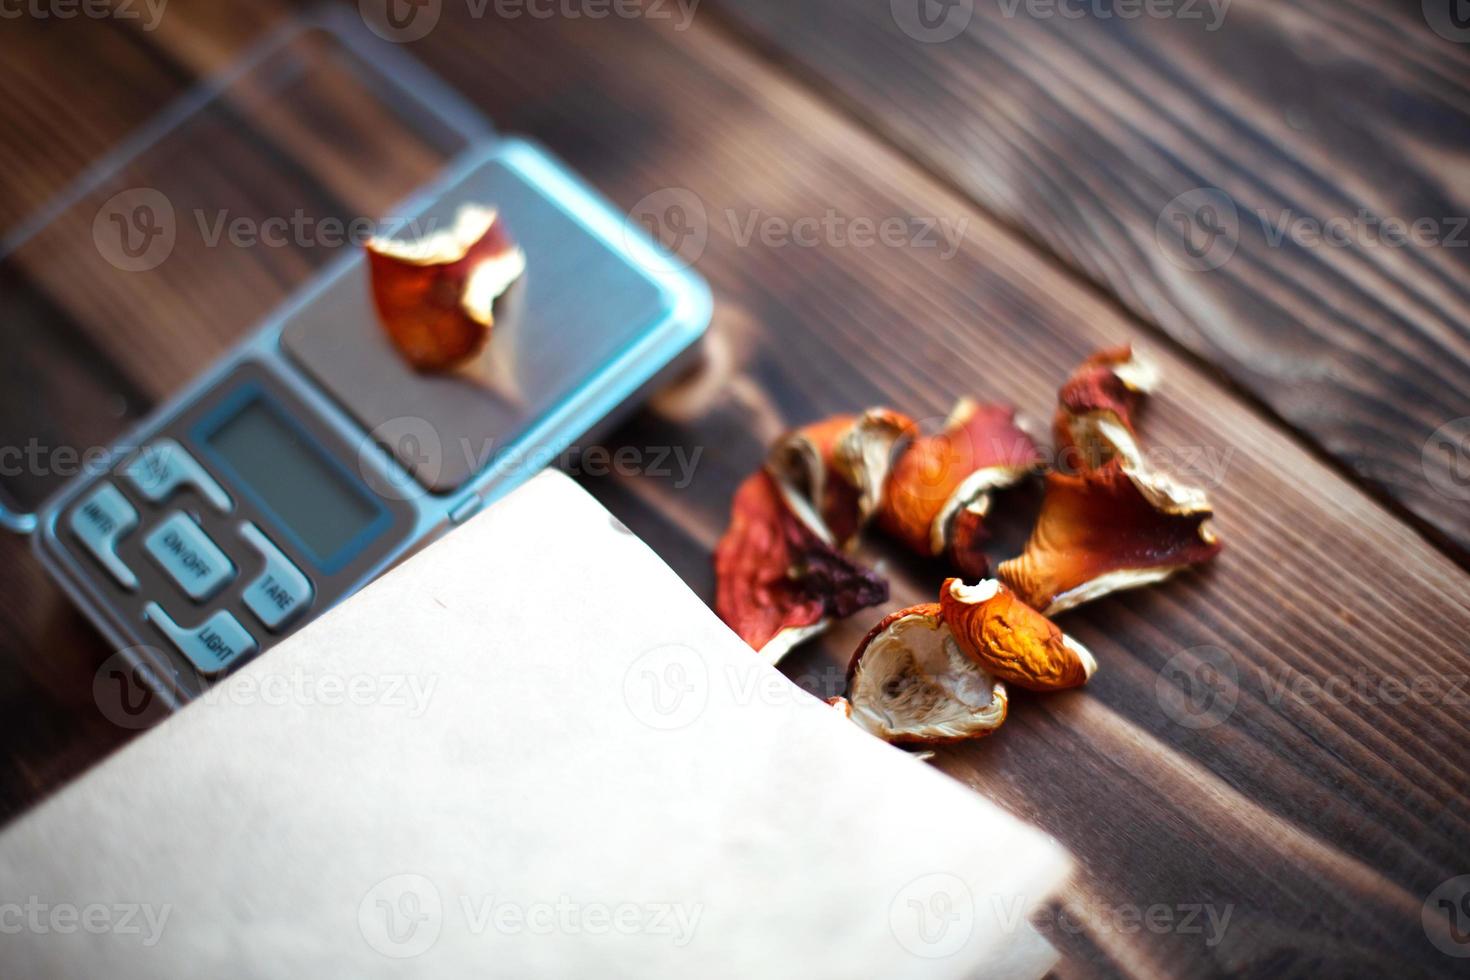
876,399,1042,576
765,409,913,549
714,470,888,664
998,459,1221,615
366,204,526,372
1053,345,1159,471
946,500,996,581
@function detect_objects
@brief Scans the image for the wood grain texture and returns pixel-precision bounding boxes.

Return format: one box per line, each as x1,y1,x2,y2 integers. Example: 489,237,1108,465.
0,1,1467,975
0,13,198,816
0,15,187,236
0,532,139,817
710,0,1470,558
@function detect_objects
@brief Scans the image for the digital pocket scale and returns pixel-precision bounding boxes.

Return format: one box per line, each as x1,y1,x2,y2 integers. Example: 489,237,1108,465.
7,22,712,709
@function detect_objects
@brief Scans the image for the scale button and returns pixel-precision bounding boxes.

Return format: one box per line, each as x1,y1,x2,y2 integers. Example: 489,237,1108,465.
239,523,314,631
144,602,257,676
69,483,140,590
122,439,231,513
144,512,235,602
449,495,482,525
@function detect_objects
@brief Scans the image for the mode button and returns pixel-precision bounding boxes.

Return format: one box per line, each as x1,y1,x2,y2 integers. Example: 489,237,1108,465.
123,439,231,513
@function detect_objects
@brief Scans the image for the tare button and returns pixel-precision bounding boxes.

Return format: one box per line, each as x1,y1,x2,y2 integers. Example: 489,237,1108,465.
239,522,314,631
144,512,235,602
144,603,257,676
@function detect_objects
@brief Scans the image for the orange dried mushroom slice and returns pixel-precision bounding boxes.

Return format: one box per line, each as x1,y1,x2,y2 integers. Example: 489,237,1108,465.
842,604,1008,744
877,399,1041,573
998,460,1221,615
366,204,527,372
939,578,1096,691
766,409,913,547
714,470,888,664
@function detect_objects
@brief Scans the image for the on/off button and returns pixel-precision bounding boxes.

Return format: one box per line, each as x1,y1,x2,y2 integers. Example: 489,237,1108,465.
143,512,235,602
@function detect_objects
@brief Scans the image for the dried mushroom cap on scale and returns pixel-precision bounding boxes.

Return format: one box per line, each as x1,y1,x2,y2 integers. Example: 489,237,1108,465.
842,604,1008,744
998,459,1220,615
366,204,527,372
713,470,888,665
939,578,1096,691
877,399,1042,575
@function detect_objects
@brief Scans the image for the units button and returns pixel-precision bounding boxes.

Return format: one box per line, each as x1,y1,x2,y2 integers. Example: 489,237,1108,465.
144,603,257,676
239,523,314,632
69,483,140,589
143,512,235,602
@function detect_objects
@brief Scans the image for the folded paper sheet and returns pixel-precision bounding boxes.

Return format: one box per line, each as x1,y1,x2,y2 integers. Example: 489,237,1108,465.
0,471,1070,978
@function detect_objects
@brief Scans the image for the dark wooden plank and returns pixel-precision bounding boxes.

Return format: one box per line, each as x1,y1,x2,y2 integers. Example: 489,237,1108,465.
5,30,457,402
0,14,188,235
0,532,139,820
1,1,1467,975
707,0,1470,558
0,12,195,823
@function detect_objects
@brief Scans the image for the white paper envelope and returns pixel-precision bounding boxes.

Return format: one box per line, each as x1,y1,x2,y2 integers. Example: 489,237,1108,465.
0,470,1070,978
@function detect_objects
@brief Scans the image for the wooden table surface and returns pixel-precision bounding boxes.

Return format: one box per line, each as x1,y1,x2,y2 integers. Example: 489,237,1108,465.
2,1,1469,976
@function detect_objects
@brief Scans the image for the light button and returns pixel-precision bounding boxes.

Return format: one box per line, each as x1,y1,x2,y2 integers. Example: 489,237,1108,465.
144,512,235,601
240,523,314,631
144,603,257,676
123,439,231,512
69,483,140,590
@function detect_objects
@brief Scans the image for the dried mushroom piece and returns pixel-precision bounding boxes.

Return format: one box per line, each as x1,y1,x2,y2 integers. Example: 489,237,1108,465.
998,460,1221,615
1054,345,1159,471
714,470,888,664
946,503,993,581
766,409,913,548
842,604,1008,744
939,578,1096,691
366,204,527,372
877,399,1041,575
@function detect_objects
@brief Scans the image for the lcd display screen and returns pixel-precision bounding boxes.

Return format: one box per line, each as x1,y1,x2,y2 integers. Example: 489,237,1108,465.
204,396,381,565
